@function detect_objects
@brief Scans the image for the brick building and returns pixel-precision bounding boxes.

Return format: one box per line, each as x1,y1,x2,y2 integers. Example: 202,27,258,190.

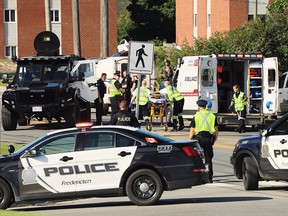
0,0,118,59
176,0,276,46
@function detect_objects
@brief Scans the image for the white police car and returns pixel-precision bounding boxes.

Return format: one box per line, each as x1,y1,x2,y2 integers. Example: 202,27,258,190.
231,113,288,190
0,123,208,209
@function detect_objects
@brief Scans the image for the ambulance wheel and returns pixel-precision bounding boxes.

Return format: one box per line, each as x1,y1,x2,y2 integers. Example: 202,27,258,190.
163,124,168,131
242,157,259,190
126,169,163,206
0,178,13,209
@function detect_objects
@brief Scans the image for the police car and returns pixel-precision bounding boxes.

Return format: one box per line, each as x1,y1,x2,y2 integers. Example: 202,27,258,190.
0,123,208,209
231,113,288,190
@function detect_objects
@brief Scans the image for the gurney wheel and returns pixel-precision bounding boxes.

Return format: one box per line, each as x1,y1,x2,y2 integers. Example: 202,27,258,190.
146,124,152,131
163,124,168,131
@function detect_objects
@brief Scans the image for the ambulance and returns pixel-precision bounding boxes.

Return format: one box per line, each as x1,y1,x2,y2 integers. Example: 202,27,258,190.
174,54,279,127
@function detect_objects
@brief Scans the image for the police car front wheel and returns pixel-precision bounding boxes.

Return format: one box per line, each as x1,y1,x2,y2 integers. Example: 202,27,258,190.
242,157,259,190
126,169,163,206
0,178,13,209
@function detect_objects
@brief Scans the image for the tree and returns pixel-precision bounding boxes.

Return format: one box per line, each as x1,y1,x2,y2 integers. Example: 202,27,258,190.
267,0,288,13
120,0,175,42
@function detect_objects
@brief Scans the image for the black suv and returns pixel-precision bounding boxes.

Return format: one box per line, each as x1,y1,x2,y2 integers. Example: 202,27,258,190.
231,113,288,190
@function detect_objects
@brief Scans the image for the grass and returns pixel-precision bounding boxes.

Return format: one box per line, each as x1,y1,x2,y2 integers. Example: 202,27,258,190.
0,143,23,155
0,210,40,216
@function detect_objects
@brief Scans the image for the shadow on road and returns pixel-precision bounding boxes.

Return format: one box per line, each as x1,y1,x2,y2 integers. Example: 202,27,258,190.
12,195,272,212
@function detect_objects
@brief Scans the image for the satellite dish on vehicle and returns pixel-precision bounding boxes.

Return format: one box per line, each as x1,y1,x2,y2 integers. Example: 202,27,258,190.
34,31,60,56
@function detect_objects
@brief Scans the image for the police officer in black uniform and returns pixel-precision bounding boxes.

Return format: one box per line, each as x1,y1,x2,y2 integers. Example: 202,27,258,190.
95,73,107,125
111,100,140,127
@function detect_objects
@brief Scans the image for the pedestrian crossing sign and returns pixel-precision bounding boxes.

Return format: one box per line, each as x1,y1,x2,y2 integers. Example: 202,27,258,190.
128,41,154,75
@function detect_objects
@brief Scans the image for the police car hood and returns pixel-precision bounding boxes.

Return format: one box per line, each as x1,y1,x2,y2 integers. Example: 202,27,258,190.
238,134,262,146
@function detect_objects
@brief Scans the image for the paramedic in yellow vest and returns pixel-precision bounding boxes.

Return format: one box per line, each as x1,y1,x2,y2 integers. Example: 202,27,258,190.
109,71,123,121
189,99,218,183
130,79,150,129
163,81,185,131
229,84,249,133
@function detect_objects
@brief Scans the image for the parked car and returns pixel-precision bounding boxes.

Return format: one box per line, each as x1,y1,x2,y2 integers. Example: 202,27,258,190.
231,113,288,190
0,123,208,209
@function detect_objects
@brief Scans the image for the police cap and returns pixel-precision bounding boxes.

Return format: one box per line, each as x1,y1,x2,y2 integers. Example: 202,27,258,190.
196,99,207,107
114,71,121,76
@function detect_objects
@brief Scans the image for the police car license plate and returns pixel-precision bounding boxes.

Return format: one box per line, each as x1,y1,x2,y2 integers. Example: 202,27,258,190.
32,106,42,112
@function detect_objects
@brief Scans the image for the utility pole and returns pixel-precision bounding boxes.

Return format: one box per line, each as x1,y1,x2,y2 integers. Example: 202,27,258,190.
100,0,108,58
72,0,81,56
45,0,51,31
254,0,258,19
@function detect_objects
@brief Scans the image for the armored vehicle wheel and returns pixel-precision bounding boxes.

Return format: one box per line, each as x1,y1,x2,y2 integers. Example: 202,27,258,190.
0,178,13,209
1,107,18,131
242,157,259,190
126,169,163,206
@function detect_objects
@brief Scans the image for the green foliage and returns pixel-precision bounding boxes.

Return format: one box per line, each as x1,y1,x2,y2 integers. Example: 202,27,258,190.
121,0,175,42
267,0,288,13
0,143,23,155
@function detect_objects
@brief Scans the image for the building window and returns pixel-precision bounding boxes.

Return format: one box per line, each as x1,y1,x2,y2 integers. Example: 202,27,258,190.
194,14,197,27
50,10,60,22
5,46,17,58
208,14,211,27
4,10,16,22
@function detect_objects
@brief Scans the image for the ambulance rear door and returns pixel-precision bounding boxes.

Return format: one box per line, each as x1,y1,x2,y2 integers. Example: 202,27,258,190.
262,57,278,115
198,56,218,113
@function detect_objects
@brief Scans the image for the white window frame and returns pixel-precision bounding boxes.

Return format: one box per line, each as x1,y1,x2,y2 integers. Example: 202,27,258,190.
5,46,17,58
50,9,60,23
4,9,16,23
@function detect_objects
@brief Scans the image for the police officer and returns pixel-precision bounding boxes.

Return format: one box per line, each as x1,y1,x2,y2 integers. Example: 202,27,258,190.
109,71,124,121
121,70,133,104
229,84,249,133
95,73,107,125
111,100,140,127
163,81,185,131
189,99,218,183
130,79,150,129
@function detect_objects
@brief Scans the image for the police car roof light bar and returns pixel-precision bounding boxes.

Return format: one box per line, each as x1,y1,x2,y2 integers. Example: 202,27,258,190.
76,122,93,129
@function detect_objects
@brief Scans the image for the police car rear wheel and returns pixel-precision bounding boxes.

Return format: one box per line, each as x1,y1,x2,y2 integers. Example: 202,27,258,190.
126,169,163,206
242,157,259,190
0,178,13,209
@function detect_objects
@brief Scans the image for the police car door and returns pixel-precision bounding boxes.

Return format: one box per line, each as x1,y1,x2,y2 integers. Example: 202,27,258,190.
261,115,288,175
70,60,98,101
198,56,218,113
262,57,278,115
75,131,137,193
18,134,78,199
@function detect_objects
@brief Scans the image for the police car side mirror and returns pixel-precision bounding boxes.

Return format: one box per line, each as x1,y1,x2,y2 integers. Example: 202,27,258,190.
8,145,15,154
27,149,37,156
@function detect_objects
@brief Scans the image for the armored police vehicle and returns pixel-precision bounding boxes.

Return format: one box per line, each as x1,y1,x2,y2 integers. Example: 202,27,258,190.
231,112,288,190
1,31,98,130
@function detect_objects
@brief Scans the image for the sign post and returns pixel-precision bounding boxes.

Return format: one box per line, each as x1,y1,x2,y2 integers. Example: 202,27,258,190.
128,41,154,119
